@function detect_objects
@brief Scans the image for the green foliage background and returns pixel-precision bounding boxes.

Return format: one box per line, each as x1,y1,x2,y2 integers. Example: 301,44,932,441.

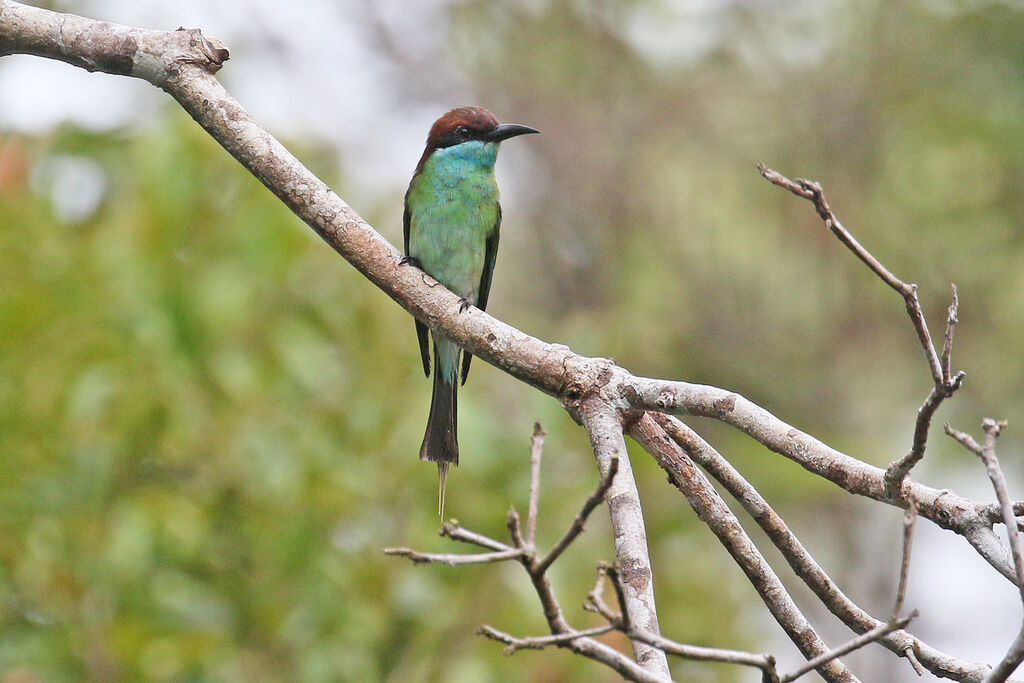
2,1,1024,681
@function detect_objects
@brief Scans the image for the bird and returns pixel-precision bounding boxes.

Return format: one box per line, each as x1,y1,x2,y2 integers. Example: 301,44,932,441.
403,106,540,516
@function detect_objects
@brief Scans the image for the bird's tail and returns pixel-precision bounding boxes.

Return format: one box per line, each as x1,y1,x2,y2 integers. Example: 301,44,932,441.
420,343,459,517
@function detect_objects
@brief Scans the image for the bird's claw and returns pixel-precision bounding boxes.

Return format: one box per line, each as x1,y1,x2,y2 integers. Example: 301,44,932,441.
458,298,473,313
400,255,422,269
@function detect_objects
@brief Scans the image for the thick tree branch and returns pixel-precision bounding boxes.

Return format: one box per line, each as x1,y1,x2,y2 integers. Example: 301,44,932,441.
628,414,855,682
578,397,670,678
653,413,1007,679
623,376,1019,582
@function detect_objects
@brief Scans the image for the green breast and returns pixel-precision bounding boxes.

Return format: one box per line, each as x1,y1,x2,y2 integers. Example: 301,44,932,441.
406,141,501,299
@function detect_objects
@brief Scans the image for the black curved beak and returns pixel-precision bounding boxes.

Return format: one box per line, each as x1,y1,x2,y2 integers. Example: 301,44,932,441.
484,123,541,143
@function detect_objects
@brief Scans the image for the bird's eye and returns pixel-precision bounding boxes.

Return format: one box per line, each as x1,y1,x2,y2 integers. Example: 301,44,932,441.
456,126,470,137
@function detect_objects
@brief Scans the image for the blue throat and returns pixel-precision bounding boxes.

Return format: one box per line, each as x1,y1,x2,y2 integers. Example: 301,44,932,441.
423,141,499,185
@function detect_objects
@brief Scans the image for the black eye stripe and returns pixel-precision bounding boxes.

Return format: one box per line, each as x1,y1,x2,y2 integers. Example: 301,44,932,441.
436,125,493,149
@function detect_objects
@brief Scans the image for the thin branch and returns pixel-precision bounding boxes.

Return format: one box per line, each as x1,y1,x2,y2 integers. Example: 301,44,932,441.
526,422,545,547
382,547,525,565
781,614,917,683
479,623,616,653
946,424,985,457
603,563,634,632
757,165,917,302
889,375,964,498
990,629,1024,683
894,496,918,617
585,562,621,623
587,565,780,678
534,455,618,575
977,420,1024,596
941,284,960,385
893,498,921,683
757,163,964,501
508,506,526,549
628,627,778,677
442,522,515,553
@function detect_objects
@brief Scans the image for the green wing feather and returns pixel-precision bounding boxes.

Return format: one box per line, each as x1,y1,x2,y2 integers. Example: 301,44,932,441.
461,204,501,386
404,194,431,377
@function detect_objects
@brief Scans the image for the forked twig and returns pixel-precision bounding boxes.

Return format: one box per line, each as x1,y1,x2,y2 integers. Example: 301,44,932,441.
757,163,964,501
946,419,1024,682
386,426,661,682
587,564,780,680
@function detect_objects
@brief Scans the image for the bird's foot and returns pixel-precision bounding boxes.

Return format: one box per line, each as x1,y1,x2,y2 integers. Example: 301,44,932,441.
400,255,422,269
458,297,473,313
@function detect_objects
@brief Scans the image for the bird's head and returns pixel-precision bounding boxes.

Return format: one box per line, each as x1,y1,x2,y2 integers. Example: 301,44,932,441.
415,106,539,173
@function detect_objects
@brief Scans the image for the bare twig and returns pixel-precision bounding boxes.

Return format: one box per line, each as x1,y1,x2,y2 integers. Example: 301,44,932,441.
895,497,919,617
603,563,634,631
757,163,964,501
535,456,618,575
757,165,918,305
585,563,620,623
990,631,1024,683
388,427,667,682
587,565,780,679
977,420,1024,596
781,614,917,683
941,284,960,385
526,422,545,547
382,546,524,565
628,628,778,679
479,623,616,653
945,425,983,455
508,506,526,549
441,522,514,552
